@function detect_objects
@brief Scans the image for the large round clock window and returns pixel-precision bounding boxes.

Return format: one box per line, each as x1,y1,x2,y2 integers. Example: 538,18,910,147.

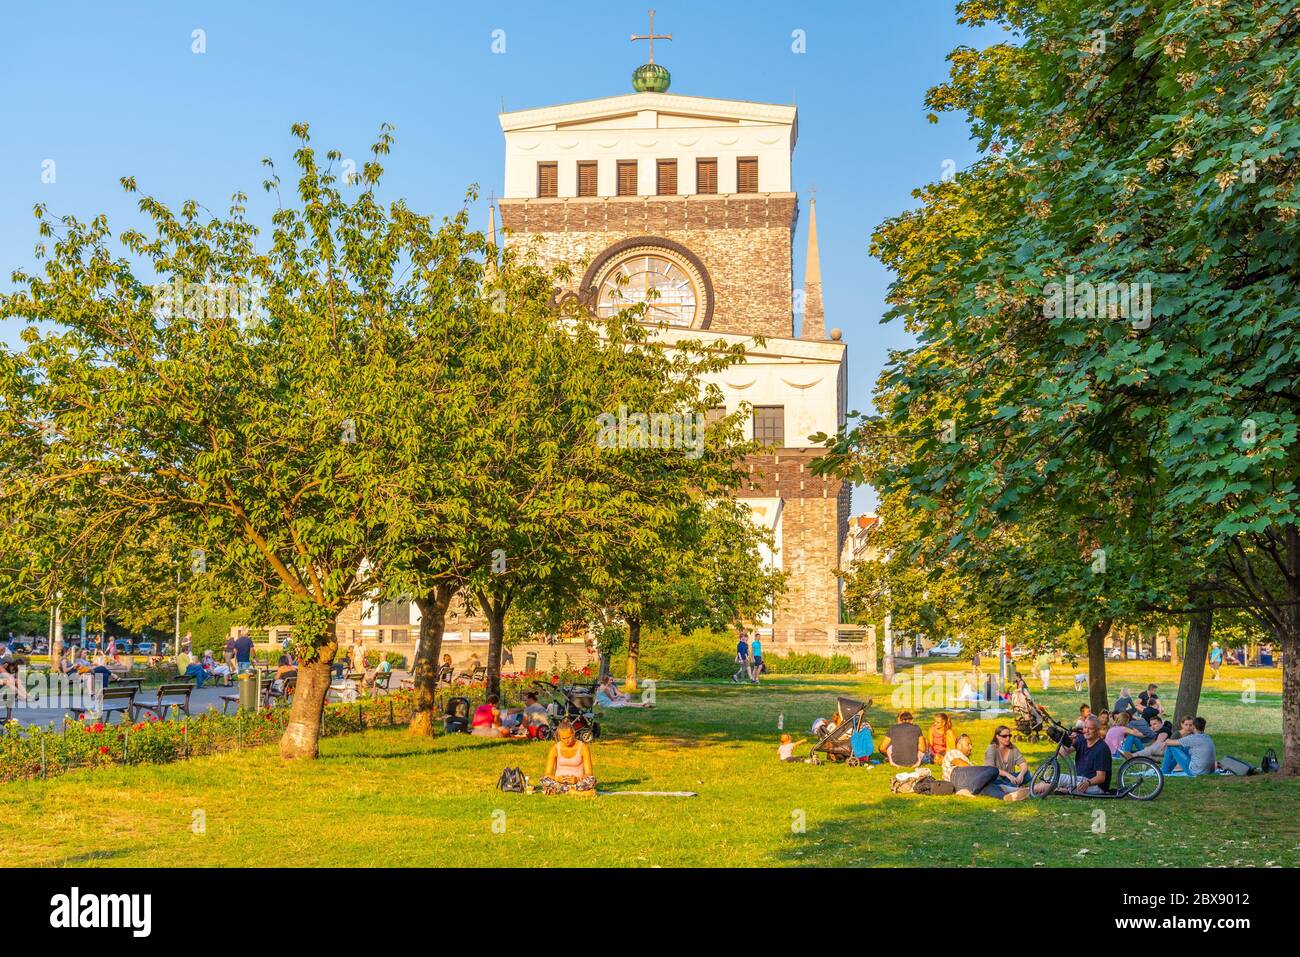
585,239,713,329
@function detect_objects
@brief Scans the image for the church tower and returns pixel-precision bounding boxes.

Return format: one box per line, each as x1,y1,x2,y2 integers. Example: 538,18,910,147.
497,18,852,651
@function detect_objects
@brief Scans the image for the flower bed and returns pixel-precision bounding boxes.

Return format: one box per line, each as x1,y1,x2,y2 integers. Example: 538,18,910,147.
0,691,420,784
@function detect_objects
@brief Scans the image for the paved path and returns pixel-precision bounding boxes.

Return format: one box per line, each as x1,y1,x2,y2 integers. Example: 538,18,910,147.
5,671,414,728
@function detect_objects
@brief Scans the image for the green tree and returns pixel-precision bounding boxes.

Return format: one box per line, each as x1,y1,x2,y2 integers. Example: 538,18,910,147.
824,0,1299,748
0,123,475,758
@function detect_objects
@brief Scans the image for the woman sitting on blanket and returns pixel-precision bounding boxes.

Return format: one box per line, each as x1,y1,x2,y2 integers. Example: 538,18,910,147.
541,720,596,795
471,694,513,738
595,675,651,708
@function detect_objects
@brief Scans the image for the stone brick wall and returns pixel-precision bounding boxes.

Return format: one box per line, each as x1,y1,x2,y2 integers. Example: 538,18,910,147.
500,194,798,340
741,450,849,646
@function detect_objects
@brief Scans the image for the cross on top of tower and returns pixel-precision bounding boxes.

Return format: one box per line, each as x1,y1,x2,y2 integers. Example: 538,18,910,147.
630,8,671,64
630,9,673,93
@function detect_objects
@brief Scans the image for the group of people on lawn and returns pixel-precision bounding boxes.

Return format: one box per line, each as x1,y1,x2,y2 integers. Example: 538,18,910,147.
780,675,1220,797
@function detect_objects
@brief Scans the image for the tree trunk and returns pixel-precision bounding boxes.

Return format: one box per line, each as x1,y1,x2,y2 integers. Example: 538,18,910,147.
279,621,338,760
409,583,455,738
481,592,510,699
1169,625,1179,665
1173,595,1212,725
1282,519,1300,776
1087,618,1112,714
623,617,641,692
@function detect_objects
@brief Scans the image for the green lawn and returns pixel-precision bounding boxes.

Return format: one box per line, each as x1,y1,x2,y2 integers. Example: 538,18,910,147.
1,663,1295,867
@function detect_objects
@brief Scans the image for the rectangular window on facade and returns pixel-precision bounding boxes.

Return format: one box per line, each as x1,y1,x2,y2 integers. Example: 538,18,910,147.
377,599,411,626
537,162,558,198
753,406,785,446
737,157,759,193
617,160,638,196
696,158,718,194
705,406,728,427
577,161,598,197
657,159,678,195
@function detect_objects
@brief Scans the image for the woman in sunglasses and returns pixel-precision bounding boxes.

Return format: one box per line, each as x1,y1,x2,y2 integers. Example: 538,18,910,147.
985,725,1032,799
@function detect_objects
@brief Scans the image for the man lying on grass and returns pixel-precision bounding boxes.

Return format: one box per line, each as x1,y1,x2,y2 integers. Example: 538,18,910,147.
1033,716,1111,796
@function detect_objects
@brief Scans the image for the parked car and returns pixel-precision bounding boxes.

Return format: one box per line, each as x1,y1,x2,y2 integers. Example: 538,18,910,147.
111,638,133,654
928,640,963,658
135,641,156,655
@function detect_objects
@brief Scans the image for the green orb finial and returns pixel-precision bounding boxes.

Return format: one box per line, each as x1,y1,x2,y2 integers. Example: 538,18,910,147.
632,62,671,93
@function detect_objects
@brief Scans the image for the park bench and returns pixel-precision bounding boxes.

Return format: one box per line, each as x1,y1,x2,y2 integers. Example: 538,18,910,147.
222,676,296,712
372,671,392,696
69,686,138,725
328,672,365,702
454,664,486,685
133,683,194,722
109,676,145,695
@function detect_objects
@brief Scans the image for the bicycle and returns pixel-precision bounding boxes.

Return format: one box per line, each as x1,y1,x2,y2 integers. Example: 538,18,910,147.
1030,712,1164,801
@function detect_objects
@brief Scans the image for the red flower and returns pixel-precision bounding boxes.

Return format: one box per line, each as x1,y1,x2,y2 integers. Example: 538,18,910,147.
91,722,105,733
98,746,110,754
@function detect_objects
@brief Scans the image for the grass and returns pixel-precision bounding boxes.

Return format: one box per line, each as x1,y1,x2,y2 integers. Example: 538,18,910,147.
1,661,1295,867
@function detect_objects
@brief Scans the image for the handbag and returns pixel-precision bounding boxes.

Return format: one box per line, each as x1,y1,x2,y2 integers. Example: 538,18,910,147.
497,767,528,792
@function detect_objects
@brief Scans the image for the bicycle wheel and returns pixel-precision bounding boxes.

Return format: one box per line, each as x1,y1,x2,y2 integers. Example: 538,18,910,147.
1030,757,1060,797
1118,756,1164,801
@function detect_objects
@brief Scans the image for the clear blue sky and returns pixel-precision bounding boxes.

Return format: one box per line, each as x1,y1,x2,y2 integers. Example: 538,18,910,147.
0,1,1004,511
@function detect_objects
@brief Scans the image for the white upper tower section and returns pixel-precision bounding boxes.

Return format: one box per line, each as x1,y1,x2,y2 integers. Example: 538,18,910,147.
499,92,798,199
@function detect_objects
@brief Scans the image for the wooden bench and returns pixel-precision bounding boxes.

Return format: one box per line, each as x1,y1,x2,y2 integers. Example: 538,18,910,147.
454,665,486,685
328,672,365,702
109,676,145,695
69,686,138,724
268,674,296,706
133,683,194,721
372,671,392,696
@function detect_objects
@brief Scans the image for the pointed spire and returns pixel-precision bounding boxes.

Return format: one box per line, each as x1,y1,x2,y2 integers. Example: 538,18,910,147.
801,193,825,340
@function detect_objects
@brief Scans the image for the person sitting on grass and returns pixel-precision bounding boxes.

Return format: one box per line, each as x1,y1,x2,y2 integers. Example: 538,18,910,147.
1132,710,1175,759
778,733,808,762
1033,716,1111,796
541,720,595,795
1073,703,1092,729
1160,716,1217,777
929,712,956,760
885,712,931,768
942,734,1023,799
1104,710,1147,756
1113,686,1136,715
521,691,550,738
1137,683,1161,714
595,675,651,708
471,694,512,738
985,725,1032,794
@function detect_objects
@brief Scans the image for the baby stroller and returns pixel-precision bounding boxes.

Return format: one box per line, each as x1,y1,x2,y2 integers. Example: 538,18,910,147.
443,696,471,734
1011,689,1047,743
531,680,601,743
809,697,874,765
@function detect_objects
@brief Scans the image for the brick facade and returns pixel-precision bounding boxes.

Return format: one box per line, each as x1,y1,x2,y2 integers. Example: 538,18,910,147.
500,193,798,339
742,451,851,645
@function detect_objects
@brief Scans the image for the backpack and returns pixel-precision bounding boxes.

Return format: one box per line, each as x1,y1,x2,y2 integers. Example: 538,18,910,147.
497,767,528,793
1261,749,1280,774
1218,754,1256,776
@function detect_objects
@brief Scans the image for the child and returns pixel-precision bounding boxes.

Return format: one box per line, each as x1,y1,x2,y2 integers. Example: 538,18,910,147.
778,733,807,762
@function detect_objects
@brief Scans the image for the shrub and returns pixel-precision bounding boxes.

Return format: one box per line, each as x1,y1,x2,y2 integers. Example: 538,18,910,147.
762,652,854,675
365,650,406,670
0,691,421,784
